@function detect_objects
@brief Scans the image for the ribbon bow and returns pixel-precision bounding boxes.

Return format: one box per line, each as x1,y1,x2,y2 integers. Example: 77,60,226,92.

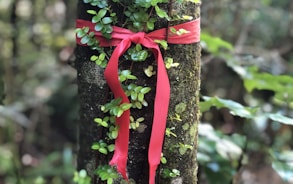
76,18,200,184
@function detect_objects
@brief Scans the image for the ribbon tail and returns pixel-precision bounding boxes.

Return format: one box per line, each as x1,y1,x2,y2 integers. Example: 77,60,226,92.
104,39,132,180
148,46,170,184
109,110,130,179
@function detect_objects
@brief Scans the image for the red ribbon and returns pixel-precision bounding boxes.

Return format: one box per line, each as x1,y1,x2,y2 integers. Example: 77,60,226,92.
76,18,200,184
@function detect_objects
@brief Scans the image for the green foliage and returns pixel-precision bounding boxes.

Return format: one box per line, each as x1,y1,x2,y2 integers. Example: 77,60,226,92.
101,98,132,118
119,70,137,82
83,0,108,8
164,57,179,69
86,8,116,39
200,2,293,182
177,143,193,155
126,44,150,62
200,96,257,119
91,140,114,154
73,170,91,184
130,116,144,130
198,124,246,184
241,67,293,108
95,165,119,184
125,84,151,109
200,32,233,55
154,40,168,50
90,52,108,68
154,5,170,20
165,127,177,137
76,27,102,50
160,153,167,164
162,168,180,178
270,150,293,182
144,65,156,77
201,96,293,126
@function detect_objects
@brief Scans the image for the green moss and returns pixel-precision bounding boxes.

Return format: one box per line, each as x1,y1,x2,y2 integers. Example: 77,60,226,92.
182,123,189,130
175,102,187,114
189,123,197,138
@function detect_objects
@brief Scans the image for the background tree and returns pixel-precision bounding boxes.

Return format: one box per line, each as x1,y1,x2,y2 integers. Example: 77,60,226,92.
75,0,201,183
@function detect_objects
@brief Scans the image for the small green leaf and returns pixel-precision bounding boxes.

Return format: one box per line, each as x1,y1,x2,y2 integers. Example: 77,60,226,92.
135,102,142,109
142,100,148,107
144,65,155,77
87,10,97,15
138,93,144,102
111,130,118,139
155,5,169,19
97,9,107,20
135,44,142,51
140,87,151,94
119,75,126,82
146,21,154,30
80,35,90,44
107,144,115,152
94,118,103,124
134,86,143,92
268,113,293,125
91,143,100,150
104,24,113,33
137,117,144,122
154,40,168,50
99,147,108,155
99,53,106,60
131,91,138,100
117,109,124,117
76,29,87,38
131,50,148,62
90,55,98,61
171,169,180,176
161,156,167,164
120,103,132,111
92,15,101,23
95,22,103,31
102,17,113,24
170,27,176,34
107,178,113,184
127,75,137,80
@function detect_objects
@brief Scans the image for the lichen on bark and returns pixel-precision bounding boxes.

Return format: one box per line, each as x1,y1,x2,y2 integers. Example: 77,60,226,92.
159,1,201,184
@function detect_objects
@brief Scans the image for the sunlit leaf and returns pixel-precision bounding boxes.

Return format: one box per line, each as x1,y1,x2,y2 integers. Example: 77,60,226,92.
200,96,257,118
200,32,233,55
268,113,293,125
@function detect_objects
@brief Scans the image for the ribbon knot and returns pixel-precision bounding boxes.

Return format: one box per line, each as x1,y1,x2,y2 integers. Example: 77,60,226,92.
129,32,146,44
76,18,200,184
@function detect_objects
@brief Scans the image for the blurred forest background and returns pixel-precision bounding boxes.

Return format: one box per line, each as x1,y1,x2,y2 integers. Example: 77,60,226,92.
0,0,293,184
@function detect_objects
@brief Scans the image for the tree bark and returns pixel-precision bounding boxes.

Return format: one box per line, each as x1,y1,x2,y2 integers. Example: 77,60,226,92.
159,2,201,184
75,1,201,183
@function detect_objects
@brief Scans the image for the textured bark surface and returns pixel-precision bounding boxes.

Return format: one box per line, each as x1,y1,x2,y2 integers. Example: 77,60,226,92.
159,2,201,184
75,1,201,183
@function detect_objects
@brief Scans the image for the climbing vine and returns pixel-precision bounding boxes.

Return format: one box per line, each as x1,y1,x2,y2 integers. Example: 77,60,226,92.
76,0,198,183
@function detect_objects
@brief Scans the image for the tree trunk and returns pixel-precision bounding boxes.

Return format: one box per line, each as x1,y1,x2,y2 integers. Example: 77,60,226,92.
159,2,201,184
75,1,201,183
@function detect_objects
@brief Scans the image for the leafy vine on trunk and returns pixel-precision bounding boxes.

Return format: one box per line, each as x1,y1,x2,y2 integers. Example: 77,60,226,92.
75,0,200,183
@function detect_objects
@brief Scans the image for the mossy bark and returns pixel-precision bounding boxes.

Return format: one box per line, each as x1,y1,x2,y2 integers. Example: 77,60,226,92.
159,2,201,184
75,1,201,183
